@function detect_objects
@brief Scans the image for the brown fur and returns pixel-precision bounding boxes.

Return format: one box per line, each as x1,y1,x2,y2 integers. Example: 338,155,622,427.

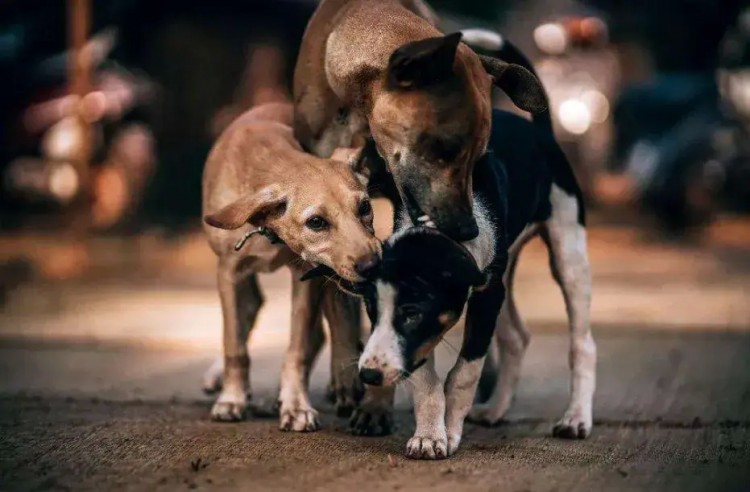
203,102,379,282
293,0,545,239
201,103,382,427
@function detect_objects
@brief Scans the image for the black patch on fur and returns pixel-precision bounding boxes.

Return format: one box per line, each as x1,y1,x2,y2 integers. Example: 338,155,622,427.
360,227,482,371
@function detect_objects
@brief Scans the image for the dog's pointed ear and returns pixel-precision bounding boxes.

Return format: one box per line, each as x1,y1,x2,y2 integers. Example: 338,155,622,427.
387,227,484,287
203,186,287,230
478,55,548,114
387,32,462,89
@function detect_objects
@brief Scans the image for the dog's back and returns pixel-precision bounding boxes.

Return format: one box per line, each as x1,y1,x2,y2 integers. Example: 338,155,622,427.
293,0,439,150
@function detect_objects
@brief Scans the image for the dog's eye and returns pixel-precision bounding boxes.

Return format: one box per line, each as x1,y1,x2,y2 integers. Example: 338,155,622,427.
358,199,372,217
398,305,423,325
305,216,329,231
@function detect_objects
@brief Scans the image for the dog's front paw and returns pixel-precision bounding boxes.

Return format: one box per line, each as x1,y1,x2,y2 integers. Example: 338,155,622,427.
552,410,592,439
349,406,393,436
405,435,449,460
467,403,506,427
279,404,320,432
211,390,249,422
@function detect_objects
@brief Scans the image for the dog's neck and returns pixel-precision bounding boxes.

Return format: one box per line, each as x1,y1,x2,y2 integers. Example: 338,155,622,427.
395,195,496,271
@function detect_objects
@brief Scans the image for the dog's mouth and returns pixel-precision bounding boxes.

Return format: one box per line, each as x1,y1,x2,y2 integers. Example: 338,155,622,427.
403,188,436,228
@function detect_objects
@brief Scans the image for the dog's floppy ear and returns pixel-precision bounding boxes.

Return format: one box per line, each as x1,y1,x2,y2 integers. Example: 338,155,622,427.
204,186,287,230
478,55,548,114
386,227,484,288
388,32,462,89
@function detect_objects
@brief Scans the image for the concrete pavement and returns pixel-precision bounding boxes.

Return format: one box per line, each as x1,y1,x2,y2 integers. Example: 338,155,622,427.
1,223,749,491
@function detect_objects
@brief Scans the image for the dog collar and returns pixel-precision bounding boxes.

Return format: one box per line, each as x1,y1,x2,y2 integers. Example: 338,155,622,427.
234,226,284,251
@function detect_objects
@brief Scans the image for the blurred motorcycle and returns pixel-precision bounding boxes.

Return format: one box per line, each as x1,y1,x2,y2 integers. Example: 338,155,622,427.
532,15,618,200
613,7,750,231
1,28,157,230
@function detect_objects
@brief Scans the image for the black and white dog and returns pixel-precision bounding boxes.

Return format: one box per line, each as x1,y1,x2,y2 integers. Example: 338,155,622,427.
349,40,596,459
356,107,595,458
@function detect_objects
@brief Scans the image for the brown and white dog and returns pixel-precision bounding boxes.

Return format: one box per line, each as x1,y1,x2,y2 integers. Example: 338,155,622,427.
293,0,548,241
201,102,386,432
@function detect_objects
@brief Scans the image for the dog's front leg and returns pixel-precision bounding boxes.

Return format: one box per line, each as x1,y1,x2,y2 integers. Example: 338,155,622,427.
212,264,263,422
278,273,326,431
444,281,506,455
405,354,448,460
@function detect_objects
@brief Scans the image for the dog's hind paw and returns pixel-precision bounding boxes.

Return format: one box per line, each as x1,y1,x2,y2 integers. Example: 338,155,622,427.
349,406,393,436
405,435,449,460
552,411,592,439
279,406,320,432
211,399,248,422
467,403,507,427
201,358,224,395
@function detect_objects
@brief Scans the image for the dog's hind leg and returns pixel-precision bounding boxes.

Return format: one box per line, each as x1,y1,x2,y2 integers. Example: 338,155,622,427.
544,185,596,439
322,284,364,418
201,357,224,395
468,251,530,426
321,284,395,436
211,264,263,422
278,273,326,432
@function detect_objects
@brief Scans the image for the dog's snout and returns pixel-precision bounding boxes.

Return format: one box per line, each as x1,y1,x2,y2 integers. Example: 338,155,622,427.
440,217,479,242
354,253,380,278
456,220,479,241
359,367,384,386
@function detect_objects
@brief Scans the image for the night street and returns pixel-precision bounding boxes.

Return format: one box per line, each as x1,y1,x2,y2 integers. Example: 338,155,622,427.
1,222,748,491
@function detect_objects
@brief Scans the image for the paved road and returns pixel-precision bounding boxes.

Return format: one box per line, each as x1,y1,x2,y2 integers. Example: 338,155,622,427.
1,328,749,491
1,224,749,491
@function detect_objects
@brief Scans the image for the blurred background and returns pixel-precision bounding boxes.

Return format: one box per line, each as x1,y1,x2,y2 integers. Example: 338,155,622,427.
1,0,749,380
1,1,750,489
1,0,749,395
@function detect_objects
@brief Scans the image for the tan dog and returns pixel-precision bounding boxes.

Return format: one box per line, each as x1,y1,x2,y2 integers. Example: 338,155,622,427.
202,102,383,431
294,0,547,241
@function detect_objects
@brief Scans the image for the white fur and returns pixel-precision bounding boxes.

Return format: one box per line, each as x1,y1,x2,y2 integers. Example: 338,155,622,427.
545,184,596,436
406,355,448,459
202,357,224,393
460,196,496,271
278,356,320,431
395,195,496,270
460,28,505,51
359,282,405,384
469,184,595,436
443,356,485,454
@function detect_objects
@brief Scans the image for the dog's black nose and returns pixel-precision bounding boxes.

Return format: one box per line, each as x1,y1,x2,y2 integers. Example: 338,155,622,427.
450,220,479,242
359,368,384,386
354,253,380,278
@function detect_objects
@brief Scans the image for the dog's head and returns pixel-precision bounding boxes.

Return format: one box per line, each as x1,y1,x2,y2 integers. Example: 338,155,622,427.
369,32,546,242
204,147,381,282
350,226,485,386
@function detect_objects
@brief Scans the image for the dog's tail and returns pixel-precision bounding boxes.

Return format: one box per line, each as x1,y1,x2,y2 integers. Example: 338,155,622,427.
461,28,553,132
